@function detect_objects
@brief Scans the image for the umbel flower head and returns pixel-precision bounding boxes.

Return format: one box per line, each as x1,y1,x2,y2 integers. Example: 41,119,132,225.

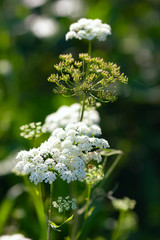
86,164,104,186
42,103,100,133
53,196,77,213
65,18,111,41
48,53,128,103
20,122,43,139
14,122,109,185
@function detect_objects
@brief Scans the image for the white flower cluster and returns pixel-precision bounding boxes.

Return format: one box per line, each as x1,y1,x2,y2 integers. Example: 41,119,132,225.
0,234,31,240
14,122,109,184
65,18,111,41
86,165,104,186
53,196,77,212
42,103,100,133
20,122,43,139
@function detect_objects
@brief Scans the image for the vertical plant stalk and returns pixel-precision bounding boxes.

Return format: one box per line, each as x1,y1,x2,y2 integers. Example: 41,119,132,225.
97,151,123,191
47,183,53,240
79,41,92,122
75,184,92,240
104,152,123,181
70,182,78,240
24,178,47,240
70,210,79,240
111,210,126,240
88,41,92,57
84,184,91,219
79,93,86,122
75,40,93,240
37,183,47,240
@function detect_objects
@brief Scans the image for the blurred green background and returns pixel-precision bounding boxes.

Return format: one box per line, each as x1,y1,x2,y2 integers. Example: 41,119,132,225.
0,0,160,239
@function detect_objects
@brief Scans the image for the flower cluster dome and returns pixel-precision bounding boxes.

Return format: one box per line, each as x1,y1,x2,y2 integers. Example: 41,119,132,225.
65,18,111,41
14,122,109,185
42,103,100,133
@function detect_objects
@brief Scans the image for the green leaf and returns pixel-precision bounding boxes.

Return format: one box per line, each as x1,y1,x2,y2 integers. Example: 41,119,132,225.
103,151,123,181
0,199,14,234
49,214,74,231
24,177,47,240
49,221,61,232
88,206,95,217
63,214,74,225
0,184,24,234
100,149,123,157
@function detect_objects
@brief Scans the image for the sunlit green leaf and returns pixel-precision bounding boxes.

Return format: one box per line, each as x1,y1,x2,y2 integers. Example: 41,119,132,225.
88,206,95,217
100,149,123,157
49,214,74,232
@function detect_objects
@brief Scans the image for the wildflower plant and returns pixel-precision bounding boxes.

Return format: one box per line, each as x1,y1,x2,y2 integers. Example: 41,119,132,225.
13,18,135,240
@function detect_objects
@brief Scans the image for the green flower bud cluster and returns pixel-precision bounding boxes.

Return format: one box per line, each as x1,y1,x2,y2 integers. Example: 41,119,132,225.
86,164,104,186
48,53,128,103
52,196,77,213
20,122,43,139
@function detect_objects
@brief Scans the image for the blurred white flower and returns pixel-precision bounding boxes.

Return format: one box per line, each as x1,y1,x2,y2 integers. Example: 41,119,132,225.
20,122,43,139
42,103,100,133
0,234,31,240
51,0,86,18
22,0,47,8
112,197,136,211
25,15,59,38
0,60,12,75
66,18,111,41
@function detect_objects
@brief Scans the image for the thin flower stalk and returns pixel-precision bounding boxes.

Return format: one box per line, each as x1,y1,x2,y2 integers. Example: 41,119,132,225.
84,184,92,220
47,183,54,240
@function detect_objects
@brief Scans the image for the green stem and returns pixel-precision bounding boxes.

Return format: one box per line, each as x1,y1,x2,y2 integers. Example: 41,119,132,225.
71,210,79,240
75,184,92,240
38,183,47,240
88,41,92,57
84,184,91,219
104,154,122,181
24,178,47,240
111,210,125,240
47,183,53,240
70,182,79,240
79,93,86,122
